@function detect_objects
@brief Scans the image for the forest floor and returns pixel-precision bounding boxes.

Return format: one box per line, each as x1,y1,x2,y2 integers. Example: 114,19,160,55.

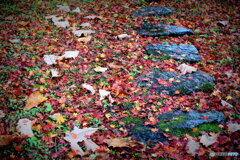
0,0,239,159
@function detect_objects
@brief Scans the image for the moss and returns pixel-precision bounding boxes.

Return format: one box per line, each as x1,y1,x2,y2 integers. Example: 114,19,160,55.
197,82,214,93
189,123,223,137
122,116,144,125
175,87,189,95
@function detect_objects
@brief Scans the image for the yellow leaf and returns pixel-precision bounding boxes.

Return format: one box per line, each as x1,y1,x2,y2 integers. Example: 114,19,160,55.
105,113,111,118
226,95,232,100
24,91,47,110
56,116,66,124
49,133,57,137
169,78,174,83
39,86,45,92
110,124,115,128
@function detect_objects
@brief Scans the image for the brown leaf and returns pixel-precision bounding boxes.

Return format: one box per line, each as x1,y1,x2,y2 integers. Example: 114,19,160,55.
177,63,197,75
107,62,123,69
24,91,47,110
0,135,15,147
200,132,219,147
103,138,139,148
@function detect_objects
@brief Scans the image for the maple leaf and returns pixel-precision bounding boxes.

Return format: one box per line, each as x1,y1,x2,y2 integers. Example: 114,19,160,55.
53,19,70,28
56,116,66,124
186,136,200,155
50,113,62,119
177,63,197,75
200,133,219,147
0,110,5,119
56,5,70,12
221,100,233,108
17,118,34,137
72,7,81,13
103,138,140,148
24,91,47,110
64,127,99,156
227,122,240,133
80,23,91,27
0,135,15,147
82,83,95,95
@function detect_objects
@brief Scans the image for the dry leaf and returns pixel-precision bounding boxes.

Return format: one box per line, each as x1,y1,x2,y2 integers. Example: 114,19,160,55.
227,122,240,133
177,63,197,75
50,69,60,77
82,83,95,95
200,133,219,147
104,138,138,148
84,15,103,19
80,23,91,27
44,55,57,65
50,113,62,119
99,89,114,103
17,118,34,137
0,110,5,119
217,21,229,26
70,142,84,156
108,62,123,69
24,91,47,110
221,100,233,108
72,7,81,13
186,137,200,155
78,36,92,43
0,135,15,147
115,34,131,40
57,5,70,12
94,67,108,72
64,126,99,156
61,51,79,59
9,39,20,43
73,30,95,37
53,20,70,28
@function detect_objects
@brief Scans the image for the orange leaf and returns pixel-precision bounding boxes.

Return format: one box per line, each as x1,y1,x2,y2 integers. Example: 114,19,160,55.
0,135,15,147
103,138,140,148
24,91,47,110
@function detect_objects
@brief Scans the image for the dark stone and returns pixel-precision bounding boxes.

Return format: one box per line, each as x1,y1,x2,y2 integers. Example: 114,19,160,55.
137,70,215,95
130,125,167,143
145,43,201,63
157,110,225,129
137,23,193,36
132,6,172,17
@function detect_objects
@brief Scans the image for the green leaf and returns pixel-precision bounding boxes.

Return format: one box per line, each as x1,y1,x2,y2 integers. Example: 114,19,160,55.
45,103,53,112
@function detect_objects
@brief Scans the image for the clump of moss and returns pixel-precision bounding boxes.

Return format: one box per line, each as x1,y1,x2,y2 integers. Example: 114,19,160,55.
122,116,144,125
197,82,214,93
157,115,223,137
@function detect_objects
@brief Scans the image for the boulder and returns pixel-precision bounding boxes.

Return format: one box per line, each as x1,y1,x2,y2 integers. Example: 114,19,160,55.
137,23,193,36
137,71,215,95
133,6,172,17
146,43,201,62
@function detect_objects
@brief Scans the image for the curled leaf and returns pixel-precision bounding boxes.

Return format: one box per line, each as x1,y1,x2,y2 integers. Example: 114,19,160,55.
82,83,95,95
50,69,60,77
99,89,114,103
17,118,34,137
72,7,81,13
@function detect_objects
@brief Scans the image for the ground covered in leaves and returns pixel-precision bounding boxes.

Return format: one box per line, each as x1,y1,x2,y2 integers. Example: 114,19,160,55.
0,0,239,159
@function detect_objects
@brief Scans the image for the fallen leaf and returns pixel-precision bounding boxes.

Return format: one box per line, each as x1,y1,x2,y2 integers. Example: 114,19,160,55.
107,62,122,69
200,133,219,147
73,30,95,37
0,135,15,147
17,118,34,137
0,110,5,119
56,116,66,124
115,34,131,40
70,142,84,156
82,83,95,95
177,63,197,75
50,113,62,119
78,36,92,43
104,138,139,148
80,23,91,27
217,21,229,26
64,127,99,156
57,5,70,12
186,137,200,155
50,69,60,77
84,15,103,19
9,39,20,43
72,7,81,13
53,19,70,28
94,67,108,72
227,122,240,132
99,89,114,103
24,91,47,110
61,51,79,59
44,55,57,65
221,100,233,108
